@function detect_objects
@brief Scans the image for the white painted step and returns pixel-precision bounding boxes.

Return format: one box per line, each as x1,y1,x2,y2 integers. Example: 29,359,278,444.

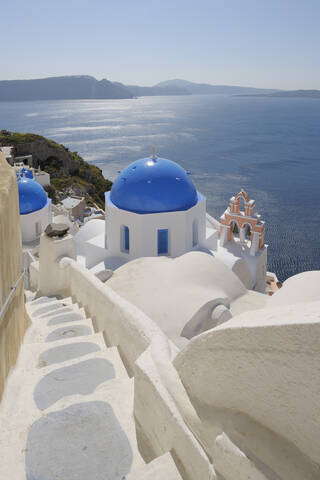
31,307,87,327
0,347,130,426
23,317,95,344
27,299,71,316
27,295,59,306
1,294,146,480
18,332,108,369
0,377,144,480
26,297,77,317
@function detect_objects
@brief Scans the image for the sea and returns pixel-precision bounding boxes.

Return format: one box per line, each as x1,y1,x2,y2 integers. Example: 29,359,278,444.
0,94,319,282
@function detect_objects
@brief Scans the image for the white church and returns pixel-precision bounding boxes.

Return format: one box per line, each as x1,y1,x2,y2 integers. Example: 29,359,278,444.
68,150,267,292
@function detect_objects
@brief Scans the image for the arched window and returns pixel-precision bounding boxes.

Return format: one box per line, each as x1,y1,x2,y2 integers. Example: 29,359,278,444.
192,219,198,247
231,221,240,240
121,225,130,253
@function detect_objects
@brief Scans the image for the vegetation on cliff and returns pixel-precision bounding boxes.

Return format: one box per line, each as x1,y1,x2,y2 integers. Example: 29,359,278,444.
0,130,112,208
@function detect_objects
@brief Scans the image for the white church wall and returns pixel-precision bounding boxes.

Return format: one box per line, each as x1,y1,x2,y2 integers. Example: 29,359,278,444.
20,200,52,243
105,195,207,262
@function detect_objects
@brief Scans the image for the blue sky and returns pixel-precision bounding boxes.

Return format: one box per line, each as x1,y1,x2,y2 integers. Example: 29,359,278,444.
1,0,319,89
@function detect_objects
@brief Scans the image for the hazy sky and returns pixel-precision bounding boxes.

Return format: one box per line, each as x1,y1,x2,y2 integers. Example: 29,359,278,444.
1,0,319,89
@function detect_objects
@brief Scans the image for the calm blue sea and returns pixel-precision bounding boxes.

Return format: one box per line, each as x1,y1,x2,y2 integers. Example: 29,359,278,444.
1,95,319,281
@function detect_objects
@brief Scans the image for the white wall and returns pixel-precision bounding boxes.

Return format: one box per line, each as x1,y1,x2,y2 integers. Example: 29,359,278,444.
105,193,207,263
34,171,50,187
174,302,320,478
20,200,52,243
0,153,29,400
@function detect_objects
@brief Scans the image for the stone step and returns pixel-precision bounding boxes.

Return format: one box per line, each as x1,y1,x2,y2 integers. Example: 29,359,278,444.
127,452,183,480
30,306,86,327
26,295,59,306
26,297,76,317
23,317,95,344
1,294,146,480
0,348,130,422
0,377,144,480
17,332,108,370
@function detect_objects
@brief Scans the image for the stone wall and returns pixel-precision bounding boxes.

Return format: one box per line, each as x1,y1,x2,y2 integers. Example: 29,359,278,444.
0,152,29,399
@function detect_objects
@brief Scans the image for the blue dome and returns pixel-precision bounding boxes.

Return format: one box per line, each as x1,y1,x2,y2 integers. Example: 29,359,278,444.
110,156,198,214
17,177,48,214
17,168,34,179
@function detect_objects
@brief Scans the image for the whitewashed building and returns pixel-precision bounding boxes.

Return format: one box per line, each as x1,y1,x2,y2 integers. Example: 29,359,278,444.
17,176,52,243
74,152,266,292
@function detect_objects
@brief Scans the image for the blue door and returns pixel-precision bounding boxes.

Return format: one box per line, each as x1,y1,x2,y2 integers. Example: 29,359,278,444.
158,229,168,255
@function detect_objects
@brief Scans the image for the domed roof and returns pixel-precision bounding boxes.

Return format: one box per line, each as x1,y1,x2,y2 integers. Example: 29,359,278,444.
110,156,198,214
17,168,33,179
17,177,48,214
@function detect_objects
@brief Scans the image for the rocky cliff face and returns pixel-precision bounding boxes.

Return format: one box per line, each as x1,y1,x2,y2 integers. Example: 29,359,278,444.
0,131,112,208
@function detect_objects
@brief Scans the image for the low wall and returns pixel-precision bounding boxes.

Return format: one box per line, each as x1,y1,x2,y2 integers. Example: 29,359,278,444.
60,258,159,374
0,153,29,399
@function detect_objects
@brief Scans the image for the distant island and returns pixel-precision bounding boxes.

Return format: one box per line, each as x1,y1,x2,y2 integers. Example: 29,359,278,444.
234,90,320,99
0,75,278,101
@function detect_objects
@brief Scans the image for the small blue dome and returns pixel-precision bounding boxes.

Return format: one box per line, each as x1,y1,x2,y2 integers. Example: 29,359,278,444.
17,177,48,214
110,156,198,214
17,168,34,179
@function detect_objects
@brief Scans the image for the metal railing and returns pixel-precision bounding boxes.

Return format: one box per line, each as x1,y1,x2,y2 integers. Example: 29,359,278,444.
0,270,25,322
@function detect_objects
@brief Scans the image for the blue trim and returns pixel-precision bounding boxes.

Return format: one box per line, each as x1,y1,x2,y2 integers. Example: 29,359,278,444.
158,229,169,255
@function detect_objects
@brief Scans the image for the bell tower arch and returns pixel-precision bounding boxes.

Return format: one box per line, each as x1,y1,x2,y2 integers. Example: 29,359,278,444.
219,189,265,256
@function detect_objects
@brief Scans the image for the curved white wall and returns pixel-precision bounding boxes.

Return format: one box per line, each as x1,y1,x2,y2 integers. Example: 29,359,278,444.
20,199,52,243
105,193,207,263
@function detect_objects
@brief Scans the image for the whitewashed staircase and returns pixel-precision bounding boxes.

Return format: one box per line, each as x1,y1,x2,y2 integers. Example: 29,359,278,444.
0,294,182,480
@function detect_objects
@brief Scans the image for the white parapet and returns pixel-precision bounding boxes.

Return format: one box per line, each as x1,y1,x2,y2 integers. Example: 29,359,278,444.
38,232,76,296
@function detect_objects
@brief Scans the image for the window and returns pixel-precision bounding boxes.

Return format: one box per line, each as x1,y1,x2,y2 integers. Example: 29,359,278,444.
158,229,169,255
35,221,41,237
121,225,130,253
192,220,198,247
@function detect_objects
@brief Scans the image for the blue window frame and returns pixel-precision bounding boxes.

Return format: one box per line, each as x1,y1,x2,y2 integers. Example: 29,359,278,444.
122,225,130,252
158,229,169,255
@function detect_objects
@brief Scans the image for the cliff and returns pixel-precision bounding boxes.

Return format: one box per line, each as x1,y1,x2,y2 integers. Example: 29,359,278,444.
0,130,112,209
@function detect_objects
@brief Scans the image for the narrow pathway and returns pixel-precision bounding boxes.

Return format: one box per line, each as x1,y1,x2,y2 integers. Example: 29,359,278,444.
0,295,146,479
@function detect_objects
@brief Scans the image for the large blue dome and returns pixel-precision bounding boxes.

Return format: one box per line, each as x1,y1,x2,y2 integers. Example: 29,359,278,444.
18,177,48,214
110,156,198,214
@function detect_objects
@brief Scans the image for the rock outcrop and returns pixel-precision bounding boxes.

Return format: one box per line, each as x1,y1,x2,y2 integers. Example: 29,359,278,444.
0,131,112,208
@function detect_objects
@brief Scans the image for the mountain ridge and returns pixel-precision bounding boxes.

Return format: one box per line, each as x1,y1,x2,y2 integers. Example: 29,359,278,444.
0,75,282,101
1,76,318,101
